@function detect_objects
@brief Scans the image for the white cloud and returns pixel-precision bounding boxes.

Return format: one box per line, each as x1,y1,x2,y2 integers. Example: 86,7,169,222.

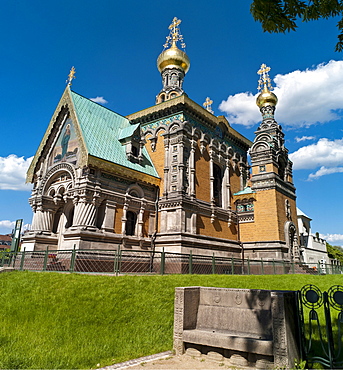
219,60,343,127
0,155,33,190
320,233,343,246
295,136,315,143
308,166,343,180
289,138,343,170
0,220,15,230
90,96,108,104
0,221,31,234
218,92,260,127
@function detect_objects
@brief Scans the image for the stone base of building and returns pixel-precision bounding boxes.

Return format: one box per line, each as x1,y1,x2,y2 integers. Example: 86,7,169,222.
22,229,152,252
154,232,242,258
21,232,59,252
243,241,290,261
22,229,242,258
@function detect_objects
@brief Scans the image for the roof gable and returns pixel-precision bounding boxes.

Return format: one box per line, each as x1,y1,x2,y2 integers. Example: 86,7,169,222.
27,88,159,183
70,91,159,178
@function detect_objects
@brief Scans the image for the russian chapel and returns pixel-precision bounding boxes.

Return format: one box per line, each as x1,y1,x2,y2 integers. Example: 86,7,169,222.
23,18,299,261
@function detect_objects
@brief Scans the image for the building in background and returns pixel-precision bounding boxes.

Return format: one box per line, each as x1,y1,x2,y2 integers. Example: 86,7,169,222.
0,235,12,251
297,208,328,265
22,18,300,262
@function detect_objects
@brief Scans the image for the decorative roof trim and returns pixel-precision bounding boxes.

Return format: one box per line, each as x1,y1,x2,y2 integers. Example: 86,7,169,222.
88,155,160,186
26,86,88,183
127,94,252,149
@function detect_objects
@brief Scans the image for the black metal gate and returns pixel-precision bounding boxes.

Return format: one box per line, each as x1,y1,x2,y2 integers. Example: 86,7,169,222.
298,284,343,368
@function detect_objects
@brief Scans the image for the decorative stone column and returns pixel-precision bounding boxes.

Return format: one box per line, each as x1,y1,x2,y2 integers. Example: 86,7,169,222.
225,161,231,210
101,200,117,232
178,140,185,193
31,206,54,233
163,136,170,197
189,139,196,199
121,203,128,235
209,148,216,223
239,162,245,191
137,201,146,237
72,192,98,229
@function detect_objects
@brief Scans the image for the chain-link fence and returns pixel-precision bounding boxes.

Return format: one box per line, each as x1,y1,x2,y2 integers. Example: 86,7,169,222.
0,248,342,275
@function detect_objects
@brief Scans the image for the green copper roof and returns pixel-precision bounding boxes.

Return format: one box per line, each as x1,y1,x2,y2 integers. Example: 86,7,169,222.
233,187,255,196
70,91,159,178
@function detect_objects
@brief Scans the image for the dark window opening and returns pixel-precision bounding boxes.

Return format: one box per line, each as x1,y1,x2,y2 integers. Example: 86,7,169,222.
52,209,62,234
96,202,106,229
65,206,74,228
132,145,139,157
213,164,223,207
125,211,137,236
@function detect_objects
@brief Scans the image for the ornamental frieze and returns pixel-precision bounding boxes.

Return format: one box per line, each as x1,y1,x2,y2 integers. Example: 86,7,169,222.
141,113,185,134
40,162,76,193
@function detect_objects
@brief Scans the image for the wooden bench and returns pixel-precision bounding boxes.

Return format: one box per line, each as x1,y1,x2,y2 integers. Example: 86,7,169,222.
174,286,300,368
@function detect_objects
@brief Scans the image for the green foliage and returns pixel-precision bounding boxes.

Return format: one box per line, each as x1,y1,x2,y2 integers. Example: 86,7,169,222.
294,358,307,369
250,0,343,51
0,272,341,369
326,241,343,263
0,248,11,262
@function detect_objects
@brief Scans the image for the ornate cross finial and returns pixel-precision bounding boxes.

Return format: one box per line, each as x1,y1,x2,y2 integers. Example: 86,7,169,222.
257,63,273,91
203,97,214,114
66,66,76,86
163,17,186,50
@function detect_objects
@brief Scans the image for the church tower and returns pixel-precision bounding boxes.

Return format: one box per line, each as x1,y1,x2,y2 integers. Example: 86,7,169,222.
156,17,190,104
241,64,299,261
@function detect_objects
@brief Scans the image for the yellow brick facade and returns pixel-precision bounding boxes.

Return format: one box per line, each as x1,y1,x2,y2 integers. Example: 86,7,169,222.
238,189,298,244
197,214,238,240
114,206,123,234
195,143,210,203
145,131,165,191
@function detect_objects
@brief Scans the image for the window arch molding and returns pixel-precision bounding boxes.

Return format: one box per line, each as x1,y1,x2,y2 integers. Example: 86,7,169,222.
41,163,76,195
126,184,144,199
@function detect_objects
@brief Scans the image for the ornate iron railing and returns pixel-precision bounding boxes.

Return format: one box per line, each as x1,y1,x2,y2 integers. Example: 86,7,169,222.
298,284,343,368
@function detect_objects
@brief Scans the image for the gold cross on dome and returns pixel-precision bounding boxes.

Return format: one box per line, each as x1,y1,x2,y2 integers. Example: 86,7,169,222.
257,63,273,91
66,66,76,86
163,17,186,49
203,97,214,113
169,17,181,35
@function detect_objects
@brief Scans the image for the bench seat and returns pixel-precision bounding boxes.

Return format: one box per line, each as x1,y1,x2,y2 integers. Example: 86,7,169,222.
183,329,273,356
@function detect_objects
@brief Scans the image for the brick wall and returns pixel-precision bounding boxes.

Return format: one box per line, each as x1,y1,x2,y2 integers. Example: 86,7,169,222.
195,143,210,203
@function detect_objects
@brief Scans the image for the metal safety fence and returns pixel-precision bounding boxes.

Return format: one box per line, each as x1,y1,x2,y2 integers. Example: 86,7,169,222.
0,248,342,275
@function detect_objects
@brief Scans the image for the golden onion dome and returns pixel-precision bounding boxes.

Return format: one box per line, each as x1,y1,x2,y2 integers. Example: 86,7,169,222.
157,43,190,74
256,86,278,108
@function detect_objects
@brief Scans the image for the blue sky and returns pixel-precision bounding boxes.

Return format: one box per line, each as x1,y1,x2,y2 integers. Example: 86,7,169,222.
0,1,342,246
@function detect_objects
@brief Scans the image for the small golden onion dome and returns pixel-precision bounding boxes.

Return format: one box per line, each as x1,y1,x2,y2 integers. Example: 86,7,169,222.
256,86,278,108
157,43,190,74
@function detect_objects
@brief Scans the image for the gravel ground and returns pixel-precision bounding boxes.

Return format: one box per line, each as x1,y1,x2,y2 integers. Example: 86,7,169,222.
101,351,250,370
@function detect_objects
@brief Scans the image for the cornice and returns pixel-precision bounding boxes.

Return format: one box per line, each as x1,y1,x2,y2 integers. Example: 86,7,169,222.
127,94,252,150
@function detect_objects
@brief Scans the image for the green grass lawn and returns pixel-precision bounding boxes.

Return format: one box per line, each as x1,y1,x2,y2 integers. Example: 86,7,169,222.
0,271,341,369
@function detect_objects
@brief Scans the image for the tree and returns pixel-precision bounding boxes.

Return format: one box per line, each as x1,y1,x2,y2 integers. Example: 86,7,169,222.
326,241,343,263
250,0,343,51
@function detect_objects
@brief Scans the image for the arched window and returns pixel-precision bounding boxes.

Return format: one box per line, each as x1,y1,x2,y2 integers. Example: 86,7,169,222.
65,206,74,228
125,211,137,236
52,209,62,234
213,164,223,207
278,157,286,180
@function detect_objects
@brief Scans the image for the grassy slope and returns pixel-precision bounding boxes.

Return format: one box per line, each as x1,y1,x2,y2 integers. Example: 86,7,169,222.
0,271,341,369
